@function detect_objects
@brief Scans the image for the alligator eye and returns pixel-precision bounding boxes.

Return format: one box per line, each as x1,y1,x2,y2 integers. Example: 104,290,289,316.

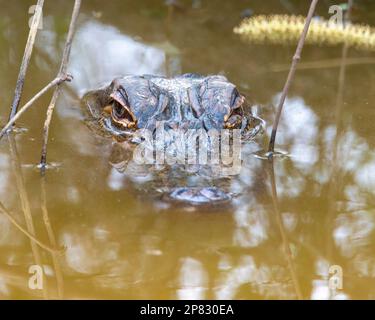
114,102,126,118
111,100,137,129
224,88,245,128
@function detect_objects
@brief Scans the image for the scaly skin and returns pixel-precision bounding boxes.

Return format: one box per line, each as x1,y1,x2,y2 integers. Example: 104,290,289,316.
82,74,263,204
83,74,252,137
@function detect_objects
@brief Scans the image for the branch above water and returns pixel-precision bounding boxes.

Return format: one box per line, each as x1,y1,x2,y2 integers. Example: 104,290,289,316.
0,74,72,140
268,0,319,154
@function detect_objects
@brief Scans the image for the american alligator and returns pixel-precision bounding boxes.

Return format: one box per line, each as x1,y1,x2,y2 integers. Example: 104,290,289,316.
82,74,264,205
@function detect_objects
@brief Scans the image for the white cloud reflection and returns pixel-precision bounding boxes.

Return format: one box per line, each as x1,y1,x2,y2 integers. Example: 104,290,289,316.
270,94,319,170
233,201,269,248
69,20,166,97
334,211,375,258
177,257,208,300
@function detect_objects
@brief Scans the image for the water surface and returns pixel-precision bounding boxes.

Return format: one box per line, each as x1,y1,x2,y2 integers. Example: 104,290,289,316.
0,0,375,299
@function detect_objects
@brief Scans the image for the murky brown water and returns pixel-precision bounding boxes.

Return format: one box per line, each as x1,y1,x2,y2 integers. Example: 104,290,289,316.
1,0,375,300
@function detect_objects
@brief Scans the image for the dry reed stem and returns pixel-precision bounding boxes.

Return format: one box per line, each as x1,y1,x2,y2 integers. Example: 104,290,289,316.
40,0,81,173
268,0,319,153
8,0,45,122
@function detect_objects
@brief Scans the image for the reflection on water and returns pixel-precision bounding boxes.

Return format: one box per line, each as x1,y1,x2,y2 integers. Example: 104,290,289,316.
69,20,167,94
0,0,375,299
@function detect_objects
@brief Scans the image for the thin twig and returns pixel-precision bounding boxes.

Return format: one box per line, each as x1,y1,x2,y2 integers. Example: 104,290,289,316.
8,0,44,122
40,0,81,173
0,201,63,254
0,75,71,140
268,0,319,153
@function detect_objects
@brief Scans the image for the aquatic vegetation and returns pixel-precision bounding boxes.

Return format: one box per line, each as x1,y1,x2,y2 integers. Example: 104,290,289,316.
234,15,375,52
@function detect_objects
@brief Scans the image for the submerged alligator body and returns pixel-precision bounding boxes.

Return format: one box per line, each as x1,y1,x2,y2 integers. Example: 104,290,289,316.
82,74,264,205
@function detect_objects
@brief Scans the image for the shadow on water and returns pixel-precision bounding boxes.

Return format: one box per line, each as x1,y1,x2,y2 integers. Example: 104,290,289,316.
0,134,65,298
1,0,375,299
267,157,303,299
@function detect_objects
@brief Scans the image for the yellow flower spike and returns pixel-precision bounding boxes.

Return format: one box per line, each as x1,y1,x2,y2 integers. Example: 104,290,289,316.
234,14,375,52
